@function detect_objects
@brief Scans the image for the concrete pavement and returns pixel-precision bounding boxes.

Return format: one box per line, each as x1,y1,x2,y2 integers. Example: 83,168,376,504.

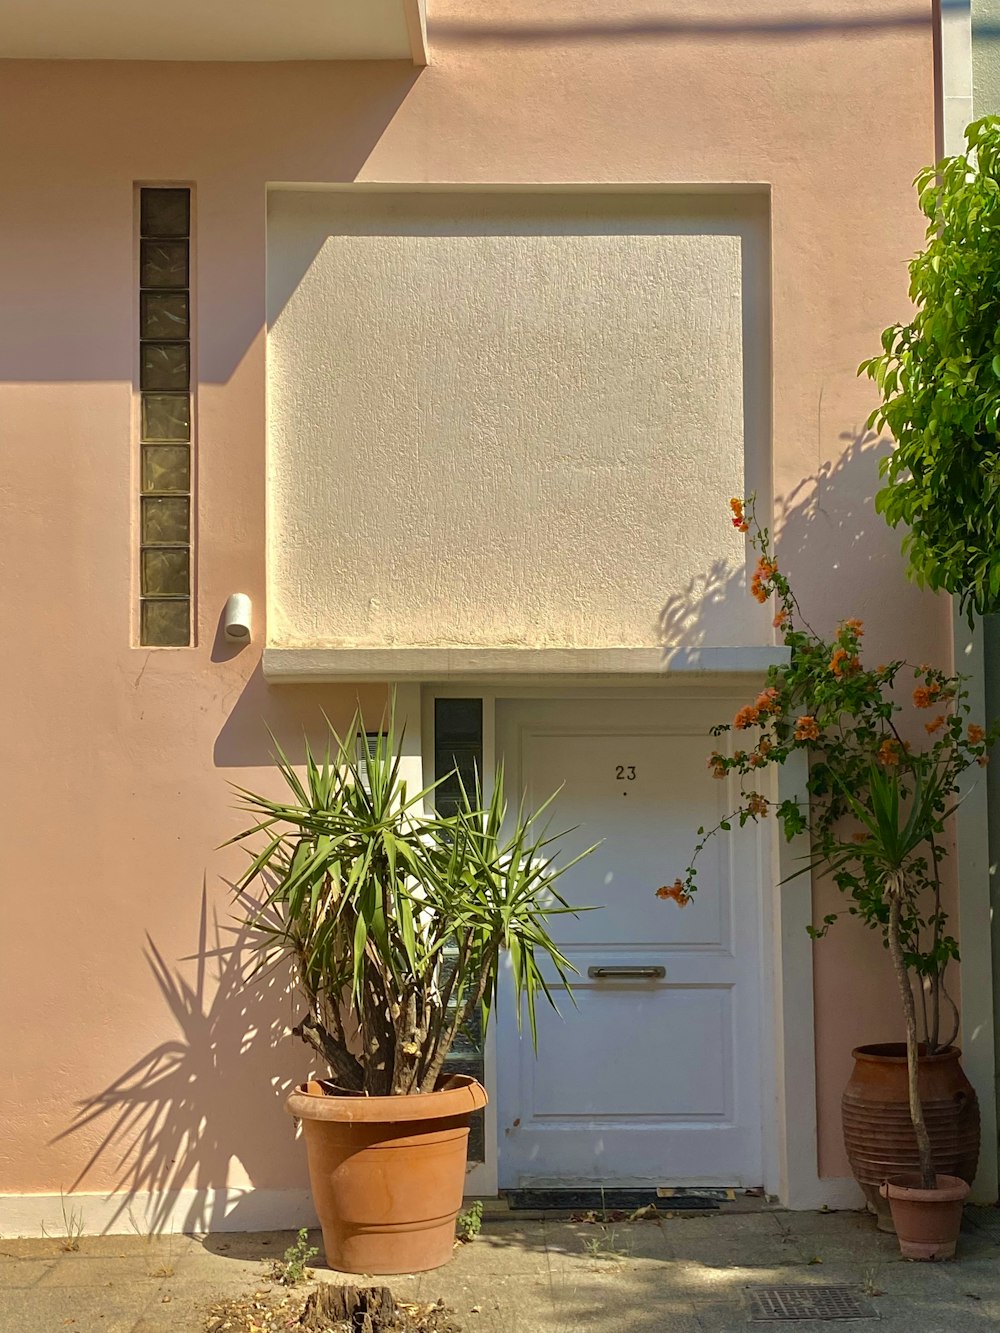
4,1204,1000,1331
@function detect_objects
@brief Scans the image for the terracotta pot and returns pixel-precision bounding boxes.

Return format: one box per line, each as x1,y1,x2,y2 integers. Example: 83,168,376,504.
286,1074,488,1275
842,1044,979,1231
879,1173,970,1260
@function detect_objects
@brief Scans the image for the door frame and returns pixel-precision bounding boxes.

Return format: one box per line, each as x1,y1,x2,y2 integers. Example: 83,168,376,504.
417,676,842,1209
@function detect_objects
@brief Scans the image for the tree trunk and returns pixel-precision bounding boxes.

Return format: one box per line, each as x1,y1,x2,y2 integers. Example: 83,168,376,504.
292,1014,365,1091
887,889,936,1189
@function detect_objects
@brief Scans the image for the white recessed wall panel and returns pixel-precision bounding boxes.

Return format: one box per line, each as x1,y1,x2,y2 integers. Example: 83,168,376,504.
267,191,768,653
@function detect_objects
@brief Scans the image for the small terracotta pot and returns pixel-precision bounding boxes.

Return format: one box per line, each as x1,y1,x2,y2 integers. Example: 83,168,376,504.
286,1074,488,1275
842,1044,979,1231
879,1173,970,1260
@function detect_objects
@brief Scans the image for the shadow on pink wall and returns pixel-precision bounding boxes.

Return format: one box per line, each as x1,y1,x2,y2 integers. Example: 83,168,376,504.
53,886,306,1235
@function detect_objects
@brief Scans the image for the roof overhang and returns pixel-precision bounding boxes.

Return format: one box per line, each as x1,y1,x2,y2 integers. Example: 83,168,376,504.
0,0,428,63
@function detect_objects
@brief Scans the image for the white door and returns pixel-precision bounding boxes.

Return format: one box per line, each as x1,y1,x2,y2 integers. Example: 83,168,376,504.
495,696,765,1189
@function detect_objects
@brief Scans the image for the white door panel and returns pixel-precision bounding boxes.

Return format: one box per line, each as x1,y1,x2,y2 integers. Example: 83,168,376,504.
496,697,764,1189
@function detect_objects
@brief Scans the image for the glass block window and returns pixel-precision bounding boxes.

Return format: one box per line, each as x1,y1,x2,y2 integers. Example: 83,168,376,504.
434,699,486,1164
138,187,192,646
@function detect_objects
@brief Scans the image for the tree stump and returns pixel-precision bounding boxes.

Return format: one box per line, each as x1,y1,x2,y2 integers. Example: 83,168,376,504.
300,1284,396,1332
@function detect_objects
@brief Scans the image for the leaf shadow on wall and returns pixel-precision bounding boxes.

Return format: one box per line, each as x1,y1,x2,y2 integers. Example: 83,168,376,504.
52,886,307,1236
658,427,949,664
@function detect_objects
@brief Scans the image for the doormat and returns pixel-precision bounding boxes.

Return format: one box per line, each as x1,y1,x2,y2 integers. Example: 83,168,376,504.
503,1188,730,1212
747,1286,879,1322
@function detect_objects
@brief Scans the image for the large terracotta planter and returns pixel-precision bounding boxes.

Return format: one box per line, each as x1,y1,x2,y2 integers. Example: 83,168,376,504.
842,1044,979,1231
880,1173,970,1260
286,1074,488,1275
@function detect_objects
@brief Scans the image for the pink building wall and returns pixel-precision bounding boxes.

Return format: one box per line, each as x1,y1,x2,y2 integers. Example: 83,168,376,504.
0,0,948,1212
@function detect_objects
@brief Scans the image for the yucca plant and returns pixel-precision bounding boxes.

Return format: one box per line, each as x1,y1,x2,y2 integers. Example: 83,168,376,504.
227,709,592,1097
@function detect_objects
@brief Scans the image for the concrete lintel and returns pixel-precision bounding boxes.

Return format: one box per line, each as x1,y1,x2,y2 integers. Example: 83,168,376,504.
262,644,789,684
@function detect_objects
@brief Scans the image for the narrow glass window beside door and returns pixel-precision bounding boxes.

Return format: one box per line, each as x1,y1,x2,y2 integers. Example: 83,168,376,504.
434,698,487,1164
137,186,192,646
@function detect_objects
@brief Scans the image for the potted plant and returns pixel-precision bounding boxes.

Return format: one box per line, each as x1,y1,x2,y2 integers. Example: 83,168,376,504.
662,498,993,1256
229,710,589,1275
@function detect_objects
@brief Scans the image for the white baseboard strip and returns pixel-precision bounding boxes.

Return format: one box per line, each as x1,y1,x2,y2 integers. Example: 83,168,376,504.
1,1178,868,1238
0,1189,318,1238
785,1177,866,1212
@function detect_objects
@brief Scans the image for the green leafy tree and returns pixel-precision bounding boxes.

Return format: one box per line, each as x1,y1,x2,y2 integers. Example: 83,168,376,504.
860,116,1000,619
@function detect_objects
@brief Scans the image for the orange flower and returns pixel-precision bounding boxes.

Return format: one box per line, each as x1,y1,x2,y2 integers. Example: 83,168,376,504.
756,687,781,715
913,687,932,709
969,723,985,744
708,752,727,779
979,755,990,767
794,715,820,742
729,498,749,533
773,608,788,629
750,557,778,603
758,736,773,756
734,704,761,730
656,879,691,906
844,618,865,637
829,647,860,677
878,738,900,767
745,792,769,818
925,715,946,735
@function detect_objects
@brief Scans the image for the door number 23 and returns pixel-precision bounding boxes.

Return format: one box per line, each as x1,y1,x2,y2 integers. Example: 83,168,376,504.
615,765,636,781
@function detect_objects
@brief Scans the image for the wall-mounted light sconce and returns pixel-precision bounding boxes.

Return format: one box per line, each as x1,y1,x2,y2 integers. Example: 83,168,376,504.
223,592,253,643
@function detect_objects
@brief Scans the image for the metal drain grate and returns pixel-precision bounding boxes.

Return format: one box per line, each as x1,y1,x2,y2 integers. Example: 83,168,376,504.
747,1287,879,1322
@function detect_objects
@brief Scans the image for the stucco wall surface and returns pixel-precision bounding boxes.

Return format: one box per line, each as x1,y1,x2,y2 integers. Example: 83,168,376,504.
268,191,758,650
974,0,1000,108
0,0,948,1213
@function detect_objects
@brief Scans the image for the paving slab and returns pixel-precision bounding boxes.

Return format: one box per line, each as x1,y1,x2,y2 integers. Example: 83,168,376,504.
548,1270,700,1333
423,1272,558,1333
0,1255,58,1288
448,1224,550,1275
545,1219,671,1269
0,1281,154,1333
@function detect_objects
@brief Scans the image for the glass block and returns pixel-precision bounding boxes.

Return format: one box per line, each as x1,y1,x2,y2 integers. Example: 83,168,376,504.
141,393,190,442
140,188,190,239
140,291,189,341
141,598,190,647
140,239,189,289
141,547,189,597
141,495,189,545
141,444,190,494
140,342,190,392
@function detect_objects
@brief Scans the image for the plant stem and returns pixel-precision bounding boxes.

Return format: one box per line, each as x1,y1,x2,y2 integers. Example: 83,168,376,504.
888,886,936,1189
928,834,944,1052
